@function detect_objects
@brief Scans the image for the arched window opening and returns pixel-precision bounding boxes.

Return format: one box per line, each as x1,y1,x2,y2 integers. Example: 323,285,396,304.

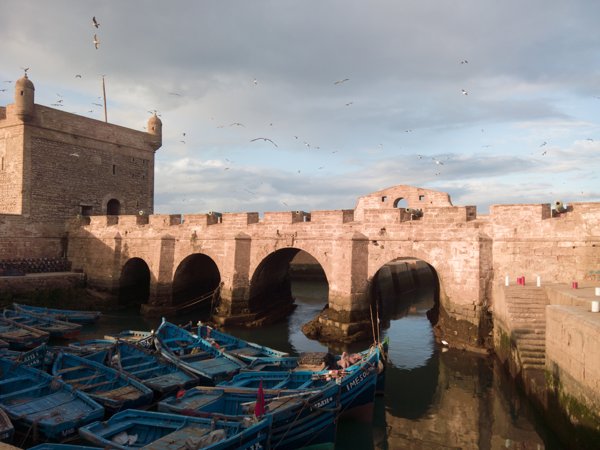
393,198,408,208
107,199,120,215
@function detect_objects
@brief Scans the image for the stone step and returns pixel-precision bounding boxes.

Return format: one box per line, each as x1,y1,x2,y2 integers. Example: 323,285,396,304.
506,302,547,309
520,350,545,360
522,361,546,370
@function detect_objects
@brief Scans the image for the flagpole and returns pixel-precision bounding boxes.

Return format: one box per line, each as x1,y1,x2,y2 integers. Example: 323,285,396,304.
102,75,108,123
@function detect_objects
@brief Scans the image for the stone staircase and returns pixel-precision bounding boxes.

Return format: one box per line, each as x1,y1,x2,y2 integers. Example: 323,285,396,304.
504,285,549,370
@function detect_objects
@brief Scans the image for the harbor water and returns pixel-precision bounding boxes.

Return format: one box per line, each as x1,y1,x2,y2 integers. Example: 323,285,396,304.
77,279,564,450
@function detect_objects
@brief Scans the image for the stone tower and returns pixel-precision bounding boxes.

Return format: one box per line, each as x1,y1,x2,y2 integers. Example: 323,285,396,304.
14,73,35,122
0,75,162,221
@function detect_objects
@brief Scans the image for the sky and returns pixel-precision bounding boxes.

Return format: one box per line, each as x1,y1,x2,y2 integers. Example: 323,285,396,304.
1,1,599,215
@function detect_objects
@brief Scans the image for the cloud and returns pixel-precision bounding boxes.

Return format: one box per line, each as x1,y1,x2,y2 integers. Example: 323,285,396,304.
1,1,599,217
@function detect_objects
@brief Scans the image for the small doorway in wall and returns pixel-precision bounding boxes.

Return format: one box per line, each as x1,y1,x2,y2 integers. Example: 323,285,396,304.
107,199,121,215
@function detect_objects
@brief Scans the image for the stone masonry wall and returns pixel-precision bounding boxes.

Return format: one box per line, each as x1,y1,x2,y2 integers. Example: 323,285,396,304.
0,101,159,222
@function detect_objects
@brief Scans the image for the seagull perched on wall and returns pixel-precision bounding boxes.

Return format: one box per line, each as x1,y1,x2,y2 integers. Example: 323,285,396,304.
93,34,100,49
251,137,278,147
92,16,100,28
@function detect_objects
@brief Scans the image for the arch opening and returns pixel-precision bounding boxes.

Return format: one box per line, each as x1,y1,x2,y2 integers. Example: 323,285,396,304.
369,257,442,419
393,197,408,208
249,249,328,319
172,254,221,316
118,258,150,308
107,198,120,215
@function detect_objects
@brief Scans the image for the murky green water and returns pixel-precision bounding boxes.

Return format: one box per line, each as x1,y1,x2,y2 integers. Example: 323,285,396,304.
78,280,564,450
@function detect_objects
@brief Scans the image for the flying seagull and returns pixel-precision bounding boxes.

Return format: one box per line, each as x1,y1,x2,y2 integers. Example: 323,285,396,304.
460,60,468,64
250,137,278,147
230,122,245,127
70,153,80,157
75,74,82,78
334,78,350,85
92,16,100,28
93,34,100,49
461,89,468,95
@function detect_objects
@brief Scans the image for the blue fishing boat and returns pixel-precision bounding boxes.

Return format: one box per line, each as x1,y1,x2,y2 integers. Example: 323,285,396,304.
0,408,14,444
3,308,82,339
104,329,155,347
0,357,104,442
194,322,289,362
158,382,340,450
154,319,246,385
78,409,272,450
13,302,101,324
0,343,49,369
52,351,153,414
0,316,49,350
109,339,200,397
222,344,382,422
68,338,116,354
28,445,100,450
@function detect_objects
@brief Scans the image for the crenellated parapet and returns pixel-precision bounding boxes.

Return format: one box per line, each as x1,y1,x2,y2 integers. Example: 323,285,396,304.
65,185,600,350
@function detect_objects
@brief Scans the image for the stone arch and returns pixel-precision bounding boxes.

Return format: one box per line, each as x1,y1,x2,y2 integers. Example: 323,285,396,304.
248,247,329,314
393,197,408,209
118,257,151,307
106,198,121,215
172,253,221,308
370,256,441,329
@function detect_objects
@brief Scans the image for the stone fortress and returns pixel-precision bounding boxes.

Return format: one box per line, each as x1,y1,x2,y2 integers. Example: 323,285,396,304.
0,75,599,443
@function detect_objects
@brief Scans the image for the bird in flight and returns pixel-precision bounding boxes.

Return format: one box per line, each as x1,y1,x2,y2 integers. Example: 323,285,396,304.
345,102,353,106
540,141,547,147
460,60,468,64
75,74,82,78
253,78,258,85
92,16,100,28
230,122,245,127
93,34,100,49
251,137,278,147
461,89,468,95
432,158,444,165
334,78,350,85
168,92,181,96
70,153,80,157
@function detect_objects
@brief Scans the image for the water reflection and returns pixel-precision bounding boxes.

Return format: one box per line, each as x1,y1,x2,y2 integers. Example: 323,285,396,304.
81,281,561,450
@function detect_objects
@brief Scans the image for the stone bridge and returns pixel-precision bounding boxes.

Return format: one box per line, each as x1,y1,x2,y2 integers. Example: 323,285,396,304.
67,184,600,347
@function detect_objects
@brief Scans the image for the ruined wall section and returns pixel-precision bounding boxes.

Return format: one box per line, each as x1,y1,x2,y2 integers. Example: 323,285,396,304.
354,185,453,222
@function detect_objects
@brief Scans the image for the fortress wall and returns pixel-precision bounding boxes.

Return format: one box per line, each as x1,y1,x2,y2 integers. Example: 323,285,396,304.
546,305,600,428
490,203,600,286
0,214,65,259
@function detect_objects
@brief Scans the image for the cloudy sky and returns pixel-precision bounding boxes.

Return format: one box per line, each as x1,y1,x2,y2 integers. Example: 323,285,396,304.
2,1,599,215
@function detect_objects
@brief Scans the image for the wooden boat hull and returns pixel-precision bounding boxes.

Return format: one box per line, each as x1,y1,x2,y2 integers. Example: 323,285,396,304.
13,302,101,324
0,317,49,350
0,408,14,444
155,320,246,385
223,346,381,422
3,309,81,339
79,409,272,450
0,357,104,442
52,352,153,414
111,340,200,396
0,343,48,370
195,323,289,362
158,383,340,450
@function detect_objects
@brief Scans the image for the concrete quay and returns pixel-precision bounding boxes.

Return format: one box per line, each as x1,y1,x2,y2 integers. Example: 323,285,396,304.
494,281,600,448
